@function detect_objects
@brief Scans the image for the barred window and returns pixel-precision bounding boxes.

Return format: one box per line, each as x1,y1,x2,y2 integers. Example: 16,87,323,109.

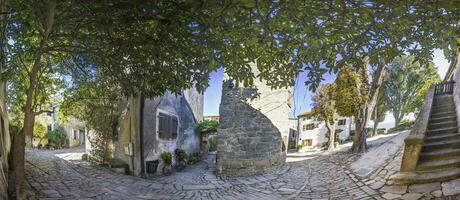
303,123,315,131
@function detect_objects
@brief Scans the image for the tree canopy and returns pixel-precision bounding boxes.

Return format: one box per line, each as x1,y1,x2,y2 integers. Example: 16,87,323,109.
312,84,337,123
312,83,337,150
384,56,440,125
195,120,219,134
334,66,369,117
32,123,46,139
2,0,460,197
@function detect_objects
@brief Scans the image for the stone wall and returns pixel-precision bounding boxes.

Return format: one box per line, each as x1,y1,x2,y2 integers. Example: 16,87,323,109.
217,64,288,176
112,97,142,176
112,89,203,176
142,90,202,173
450,54,460,134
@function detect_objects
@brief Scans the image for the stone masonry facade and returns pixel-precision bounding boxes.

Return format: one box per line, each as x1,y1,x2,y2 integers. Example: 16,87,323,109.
217,64,289,176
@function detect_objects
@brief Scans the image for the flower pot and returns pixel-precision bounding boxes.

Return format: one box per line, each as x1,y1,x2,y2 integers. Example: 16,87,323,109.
162,164,172,175
176,160,187,171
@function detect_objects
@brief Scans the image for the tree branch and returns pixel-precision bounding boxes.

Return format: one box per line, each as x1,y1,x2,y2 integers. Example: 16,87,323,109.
33,110,53,116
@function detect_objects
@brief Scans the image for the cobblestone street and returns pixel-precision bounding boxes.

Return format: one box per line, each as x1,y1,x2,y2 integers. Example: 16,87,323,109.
24,132,460,200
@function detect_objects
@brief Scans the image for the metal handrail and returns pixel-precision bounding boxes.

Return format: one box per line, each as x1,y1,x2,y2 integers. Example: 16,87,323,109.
434,81,455,96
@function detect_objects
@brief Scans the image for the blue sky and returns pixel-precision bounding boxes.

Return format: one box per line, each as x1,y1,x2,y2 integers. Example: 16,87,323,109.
203,49,451,116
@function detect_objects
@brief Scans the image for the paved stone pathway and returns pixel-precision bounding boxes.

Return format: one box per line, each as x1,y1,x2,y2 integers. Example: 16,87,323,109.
24,134,460,200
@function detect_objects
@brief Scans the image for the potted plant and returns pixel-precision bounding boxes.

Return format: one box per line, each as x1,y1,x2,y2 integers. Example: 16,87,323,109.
160,151,173,175
174,148,188,171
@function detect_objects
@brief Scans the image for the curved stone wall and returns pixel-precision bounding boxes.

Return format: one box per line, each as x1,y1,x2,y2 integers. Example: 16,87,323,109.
216,66,288,176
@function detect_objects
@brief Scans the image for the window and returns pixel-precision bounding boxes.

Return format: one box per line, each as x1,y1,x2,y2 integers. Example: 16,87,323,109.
302,123,315,131
73,130,78,140
158,112,178,139
302,139,313,146
338,119,347,126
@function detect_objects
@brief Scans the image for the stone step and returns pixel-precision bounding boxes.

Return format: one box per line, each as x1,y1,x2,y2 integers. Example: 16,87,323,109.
430,111,457,119
428,121,458,130
430,116,457,124
392,167,460,184
432,103,456,109
427,127,458,135
420,148,460,162
108,159,128,174
433,99,454,106
416,156,460,171
432,107,456,114
422,139,460,151
433,101,455,107
425,133,460,143
433,95,454,101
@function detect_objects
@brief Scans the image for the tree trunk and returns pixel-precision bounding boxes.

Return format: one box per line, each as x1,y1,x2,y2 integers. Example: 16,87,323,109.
351,58,386,153
12,1,56,198
372,106,378,137
373,120,379,137
326,121,335,151
393,110,402,126
12,114,35,199
352,111,368,153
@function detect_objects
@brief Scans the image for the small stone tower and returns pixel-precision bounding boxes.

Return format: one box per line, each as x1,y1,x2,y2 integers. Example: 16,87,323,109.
216,64,290,176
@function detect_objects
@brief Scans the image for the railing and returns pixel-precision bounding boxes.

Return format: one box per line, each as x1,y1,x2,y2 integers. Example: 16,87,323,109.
434,81,455,96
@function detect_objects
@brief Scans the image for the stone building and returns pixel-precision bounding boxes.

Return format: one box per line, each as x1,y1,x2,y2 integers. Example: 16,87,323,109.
297,111,354,148
217,65,291,176
97,89,203,176
35,112,86,148
204,115,219,121
0,57,10,199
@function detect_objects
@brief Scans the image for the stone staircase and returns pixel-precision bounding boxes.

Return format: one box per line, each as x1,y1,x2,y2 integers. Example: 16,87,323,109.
394,94,460,184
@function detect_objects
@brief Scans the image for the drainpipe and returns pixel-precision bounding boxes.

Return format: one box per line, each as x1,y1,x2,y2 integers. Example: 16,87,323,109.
139,92,145,176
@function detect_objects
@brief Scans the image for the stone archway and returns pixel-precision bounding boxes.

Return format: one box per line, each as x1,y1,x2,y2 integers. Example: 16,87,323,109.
216,64,293,176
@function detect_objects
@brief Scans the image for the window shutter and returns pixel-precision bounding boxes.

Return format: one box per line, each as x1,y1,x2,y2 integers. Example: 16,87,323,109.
171,116,178,139
165,115,171,138
158,113,167,138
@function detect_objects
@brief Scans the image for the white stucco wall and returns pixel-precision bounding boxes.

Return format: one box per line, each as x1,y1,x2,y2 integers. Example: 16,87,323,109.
298,111,403,148
450,56,460,133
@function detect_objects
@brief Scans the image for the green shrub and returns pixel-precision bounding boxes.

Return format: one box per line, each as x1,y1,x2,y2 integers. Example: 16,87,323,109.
187,152,202,165
46,126,67,149
388,120,414,133
365,128,374,134
195,120,219,134
174,149,188,161
160,151,172,164
296,144,304,151
398,119,414,127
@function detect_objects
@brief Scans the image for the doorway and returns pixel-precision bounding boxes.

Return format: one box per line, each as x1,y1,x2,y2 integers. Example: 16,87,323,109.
79,130,85,145
288,128,298,150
